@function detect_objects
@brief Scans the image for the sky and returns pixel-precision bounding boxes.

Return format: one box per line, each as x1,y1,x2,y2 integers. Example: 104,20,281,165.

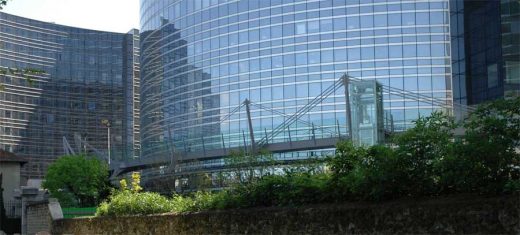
3,0,140,33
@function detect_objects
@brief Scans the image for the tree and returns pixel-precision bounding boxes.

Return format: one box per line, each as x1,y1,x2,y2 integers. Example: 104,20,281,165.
392,111,457,195
0,0,9,10
328,112,459,200
42,155,110,207
438,97,520,193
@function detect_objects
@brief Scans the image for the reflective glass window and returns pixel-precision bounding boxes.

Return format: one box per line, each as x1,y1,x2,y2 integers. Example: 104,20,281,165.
347,16,359,29
360,15,374,28
296,52,308,65
321,50,334,63
348,48,361,60
374,14,387,27
308,51,321,64
296,22,307,35
403,13,415,25
308,20,320,33
320,19,333,32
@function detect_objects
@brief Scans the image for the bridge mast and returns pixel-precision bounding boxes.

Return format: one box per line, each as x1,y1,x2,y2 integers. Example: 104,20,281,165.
341,74,353,139
244,99,256,153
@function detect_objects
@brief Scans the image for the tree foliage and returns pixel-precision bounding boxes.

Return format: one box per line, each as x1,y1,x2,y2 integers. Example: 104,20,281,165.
224,149,275,184
43,155,110,207
438,97,520,193
329,97,520,199
0,0,8,10
393,111,457,195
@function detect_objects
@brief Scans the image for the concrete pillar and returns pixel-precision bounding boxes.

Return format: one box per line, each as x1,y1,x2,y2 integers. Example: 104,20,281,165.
16,187,62,235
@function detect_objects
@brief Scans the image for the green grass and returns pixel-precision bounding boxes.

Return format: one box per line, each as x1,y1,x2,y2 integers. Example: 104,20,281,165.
62,207,97,218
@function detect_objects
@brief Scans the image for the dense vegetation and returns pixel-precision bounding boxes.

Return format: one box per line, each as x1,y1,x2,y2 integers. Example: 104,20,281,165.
96,97,520,216
43,155,111,207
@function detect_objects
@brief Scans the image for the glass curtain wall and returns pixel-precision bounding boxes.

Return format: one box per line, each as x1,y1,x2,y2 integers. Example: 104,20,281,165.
140,0,453,171
0,12,139,179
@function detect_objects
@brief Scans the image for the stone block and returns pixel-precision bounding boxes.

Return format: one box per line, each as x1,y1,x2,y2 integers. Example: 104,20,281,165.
47,198,63,220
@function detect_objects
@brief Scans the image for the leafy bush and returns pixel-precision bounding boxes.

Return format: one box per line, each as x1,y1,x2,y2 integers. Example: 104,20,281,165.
170,191,221,212
229,172,330,207
96,172,173,216
504,180,520,193
330,144,408,200
97,172,232,216
95,190,172,216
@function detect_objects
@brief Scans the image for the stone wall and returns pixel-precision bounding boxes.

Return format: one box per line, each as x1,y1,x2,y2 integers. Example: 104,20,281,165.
26,202,51,235
52,194,520,234
25,198,62,235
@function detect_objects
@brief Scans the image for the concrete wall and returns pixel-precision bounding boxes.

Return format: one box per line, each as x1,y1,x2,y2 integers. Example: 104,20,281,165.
0,162,21,201
52,194,519,234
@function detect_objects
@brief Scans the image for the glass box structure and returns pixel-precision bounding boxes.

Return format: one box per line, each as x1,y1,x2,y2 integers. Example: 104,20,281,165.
0,12,140,180
348,79,384,146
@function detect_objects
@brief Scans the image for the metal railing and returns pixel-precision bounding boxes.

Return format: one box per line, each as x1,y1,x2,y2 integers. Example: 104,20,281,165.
114,73,476,177
4,200,22,218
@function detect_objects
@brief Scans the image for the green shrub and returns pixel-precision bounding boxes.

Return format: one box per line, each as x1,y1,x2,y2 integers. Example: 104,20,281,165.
95,190,172,216
504,180,520,193
230,172,329,207
328,142,412,200
169,193,196,213
170,191,230,212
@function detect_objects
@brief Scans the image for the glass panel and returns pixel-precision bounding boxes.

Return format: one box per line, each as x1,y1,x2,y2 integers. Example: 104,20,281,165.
296,22,307,34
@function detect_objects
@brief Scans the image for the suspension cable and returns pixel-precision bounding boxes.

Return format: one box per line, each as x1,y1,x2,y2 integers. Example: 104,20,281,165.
257,78,343,146
218,103,244,123
250,102,338,136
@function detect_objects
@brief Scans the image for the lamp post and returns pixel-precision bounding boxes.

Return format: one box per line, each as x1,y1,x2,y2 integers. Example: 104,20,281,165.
101,119,111,165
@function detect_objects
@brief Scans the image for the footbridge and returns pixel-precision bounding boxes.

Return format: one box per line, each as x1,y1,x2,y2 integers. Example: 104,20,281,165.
109,74,475,179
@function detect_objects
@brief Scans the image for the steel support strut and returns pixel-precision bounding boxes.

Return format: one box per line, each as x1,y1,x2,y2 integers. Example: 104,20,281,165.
244,99,256,153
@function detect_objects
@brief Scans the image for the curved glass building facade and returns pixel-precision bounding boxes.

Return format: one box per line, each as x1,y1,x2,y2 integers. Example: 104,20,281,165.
140,0,452,173
0,12,140,179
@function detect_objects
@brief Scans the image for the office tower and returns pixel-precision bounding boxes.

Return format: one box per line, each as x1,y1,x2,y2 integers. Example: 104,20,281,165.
0,12,140,181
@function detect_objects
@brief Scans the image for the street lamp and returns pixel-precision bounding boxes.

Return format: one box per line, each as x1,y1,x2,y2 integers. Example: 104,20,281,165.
101,119,111,165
